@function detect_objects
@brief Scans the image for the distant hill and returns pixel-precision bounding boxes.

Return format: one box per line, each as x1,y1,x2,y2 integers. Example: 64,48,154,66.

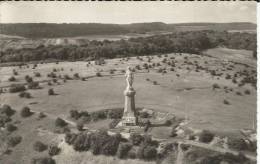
172,22,256,32
0,22,256,38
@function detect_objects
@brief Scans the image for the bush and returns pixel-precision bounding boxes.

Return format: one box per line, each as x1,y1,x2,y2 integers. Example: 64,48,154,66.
0,115,11,127
76,122,84,131
65,133,78,145
20,106,32,117
19,91,31,98
31,157,56,164
127,148,137,159
25,75,33,83
8,76,16,82
73,133,90,151
130,133,143,146
73,73,80,79
33,141,47,152
9,84,26,93
55,117,67,127
96,72,102,77
153,81,158,85
199,130,214,143
48,88,55,95
48,145,60,156
212,83,220,90
63,74,71,80
0,104,15,116
34,72,41,77
143,146,157,160
223,99,230,105
38,112,46,119
5,123,17,132
227,137,247,151
109,119,120,129
28,81,40,89
117,143,132,159
244,89,250,95
7,135,22,147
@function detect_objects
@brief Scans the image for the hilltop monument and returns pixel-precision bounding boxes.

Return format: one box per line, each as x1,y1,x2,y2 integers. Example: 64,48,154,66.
121,66,137,126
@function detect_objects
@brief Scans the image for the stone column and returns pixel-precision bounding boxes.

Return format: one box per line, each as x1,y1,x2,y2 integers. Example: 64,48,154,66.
122,87,137,126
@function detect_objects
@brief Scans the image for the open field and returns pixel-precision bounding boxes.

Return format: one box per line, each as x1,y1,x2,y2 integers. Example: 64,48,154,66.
0,47,256,164
0,48,256,133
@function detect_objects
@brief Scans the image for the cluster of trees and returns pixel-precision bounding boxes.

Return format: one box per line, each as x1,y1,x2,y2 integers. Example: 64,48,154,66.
69,108,123,124
0,31,256,63
65,130,158,161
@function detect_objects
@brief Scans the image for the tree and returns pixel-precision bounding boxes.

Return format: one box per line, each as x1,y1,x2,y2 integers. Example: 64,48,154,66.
20,106,32,117
33,141,47,152
48,88,55,95
130,133,143,146
199,130,214,143
31,157,56,164
48,145,60,156
117,143,132,159
0,104,15,116
55,117,67,127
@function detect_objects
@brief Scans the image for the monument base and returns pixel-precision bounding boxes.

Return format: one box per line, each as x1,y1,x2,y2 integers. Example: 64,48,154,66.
121,115,137,126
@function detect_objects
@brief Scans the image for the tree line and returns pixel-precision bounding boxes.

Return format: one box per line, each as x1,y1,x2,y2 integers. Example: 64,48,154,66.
0,30,256,63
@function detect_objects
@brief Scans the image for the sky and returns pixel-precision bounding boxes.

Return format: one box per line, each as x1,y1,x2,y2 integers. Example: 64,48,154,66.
0,1,257,24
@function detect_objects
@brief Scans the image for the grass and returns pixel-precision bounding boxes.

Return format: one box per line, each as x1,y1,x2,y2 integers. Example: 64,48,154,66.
0,49,256,164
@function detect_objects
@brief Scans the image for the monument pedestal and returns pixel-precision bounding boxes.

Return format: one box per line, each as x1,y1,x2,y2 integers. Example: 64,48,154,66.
121,88,137,126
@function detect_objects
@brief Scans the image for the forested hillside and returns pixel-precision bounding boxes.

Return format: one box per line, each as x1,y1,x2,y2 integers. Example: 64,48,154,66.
0,30,256,63
0,22,256,38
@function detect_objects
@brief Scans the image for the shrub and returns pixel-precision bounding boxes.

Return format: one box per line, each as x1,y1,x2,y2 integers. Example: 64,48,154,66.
19,91,31,98
6,123,17,132
223,99,230,105
199,130,214,143
117,143,132,159
8,76,16,82
236,91,242,96
170,128,177,137
109,119,120,129
63,74,71,80
107,109,123,119
33,141,47,152
0,104,15,116
9,84,26,93
31,157,56,164
7,135,22,147
143,146,157,160
25,75,33,83
227,137,247,151
48,145,60,156
139,112,149,118
0,115,11,127
38,112,46,119
48,88,55,95
20,106,32,117
65,133,78,145
13,70,18,75
73,73,80,79
127,148,137,159
130,133,143,146
100,134,121,156
96,72,102,77
34,72,41,77
212,83,220,90
153,81,158,85
76,122,84,131
244,89,250,95
55,117,67,127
